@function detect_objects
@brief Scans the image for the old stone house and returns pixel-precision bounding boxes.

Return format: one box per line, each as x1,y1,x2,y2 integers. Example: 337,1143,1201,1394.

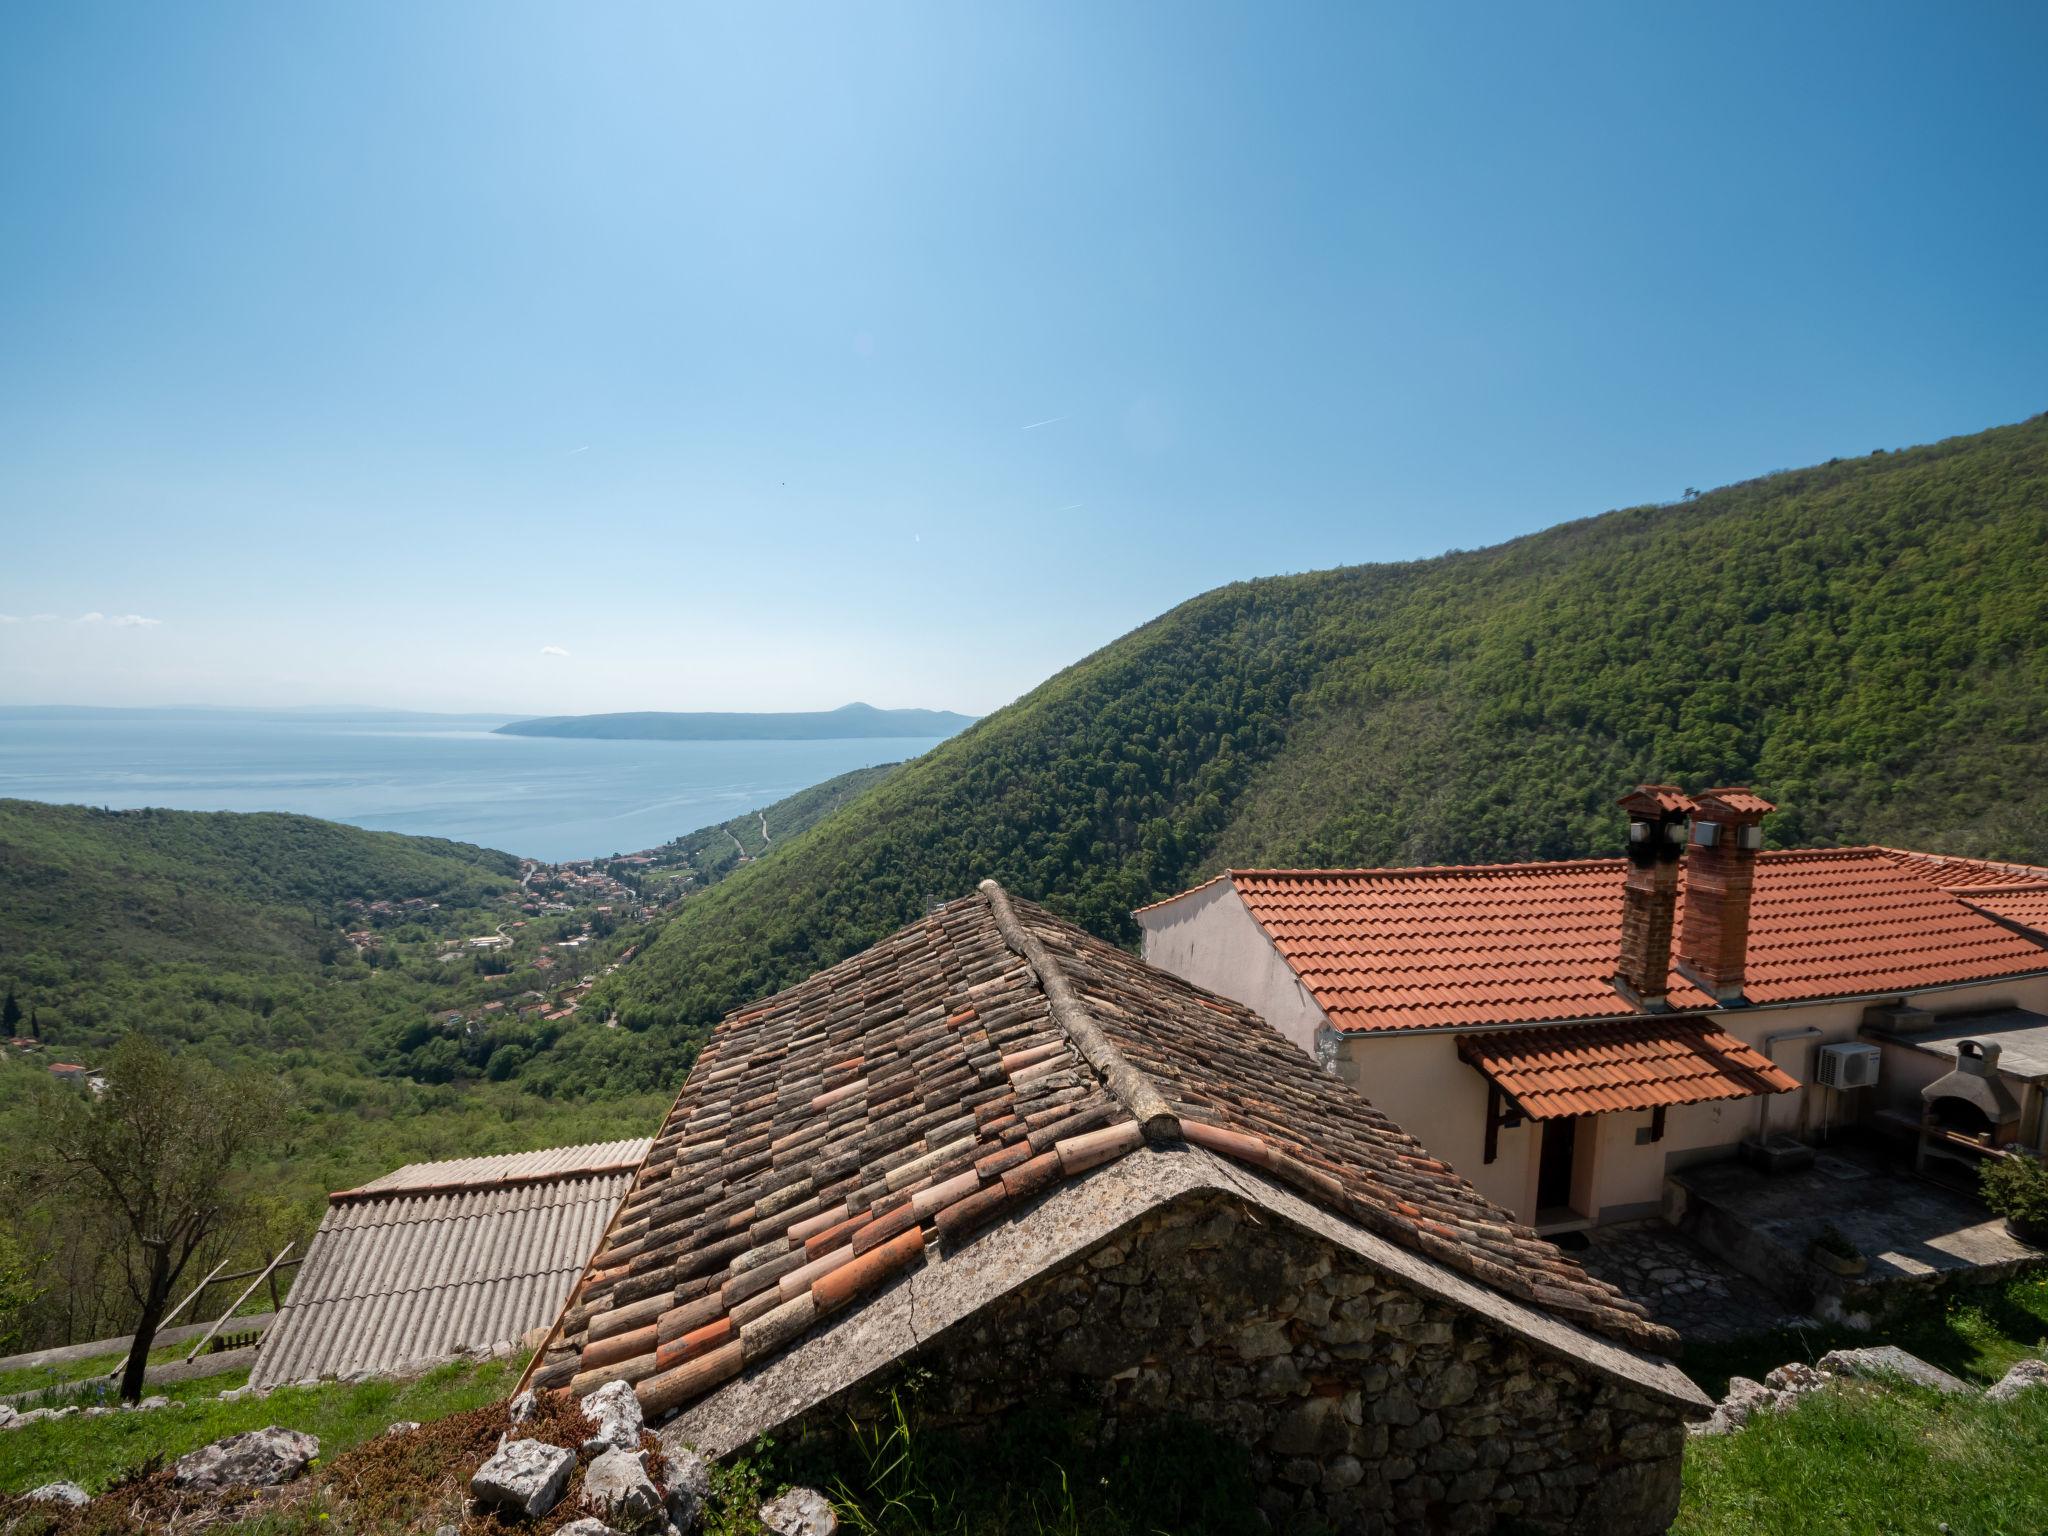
1135,786,2048,1232
527,881,1706,1533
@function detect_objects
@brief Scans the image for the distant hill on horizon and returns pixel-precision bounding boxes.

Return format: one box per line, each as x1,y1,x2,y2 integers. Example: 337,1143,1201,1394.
496,702,978,741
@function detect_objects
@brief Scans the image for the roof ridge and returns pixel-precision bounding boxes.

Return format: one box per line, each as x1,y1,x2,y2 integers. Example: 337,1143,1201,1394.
979,879,1181,1142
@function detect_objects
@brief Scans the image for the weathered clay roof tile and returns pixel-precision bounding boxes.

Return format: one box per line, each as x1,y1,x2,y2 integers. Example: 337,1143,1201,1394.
529,883,1670,1420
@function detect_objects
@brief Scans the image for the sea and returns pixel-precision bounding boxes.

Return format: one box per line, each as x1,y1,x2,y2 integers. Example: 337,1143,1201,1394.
0,708,949,863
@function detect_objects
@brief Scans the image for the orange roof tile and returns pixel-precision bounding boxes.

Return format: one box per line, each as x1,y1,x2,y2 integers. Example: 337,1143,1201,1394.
1457,1020,1797,1119
1876,848,2048,889
1219,849,2048,1033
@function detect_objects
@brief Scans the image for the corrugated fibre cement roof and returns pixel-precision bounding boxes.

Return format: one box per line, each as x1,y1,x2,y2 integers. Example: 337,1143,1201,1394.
251,1140,648,1386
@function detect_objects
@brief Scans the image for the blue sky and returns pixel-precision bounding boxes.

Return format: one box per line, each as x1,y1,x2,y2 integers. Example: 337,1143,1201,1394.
3,3,2044,715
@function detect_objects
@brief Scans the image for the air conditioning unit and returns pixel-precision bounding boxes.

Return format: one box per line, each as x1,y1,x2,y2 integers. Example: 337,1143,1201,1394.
1816,1041,1881,1090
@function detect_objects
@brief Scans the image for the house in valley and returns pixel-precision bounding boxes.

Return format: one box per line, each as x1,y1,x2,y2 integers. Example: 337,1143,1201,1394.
1136,786,2048,1232
528,881,1706,1534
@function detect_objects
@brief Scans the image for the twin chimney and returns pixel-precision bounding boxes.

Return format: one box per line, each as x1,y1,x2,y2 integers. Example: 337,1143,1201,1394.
1614,783,1776,1009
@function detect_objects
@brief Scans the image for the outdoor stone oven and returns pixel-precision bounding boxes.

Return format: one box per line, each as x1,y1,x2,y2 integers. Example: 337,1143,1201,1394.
1922,1040,2023,1143
529,881,1707,1533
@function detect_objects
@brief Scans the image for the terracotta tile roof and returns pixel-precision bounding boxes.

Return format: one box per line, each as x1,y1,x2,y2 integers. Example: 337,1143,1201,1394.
1875,848,2048,892
1221,849,2048,1034
1457,1020,1798,1119
529,884,1669,1419
1951,887,2048,941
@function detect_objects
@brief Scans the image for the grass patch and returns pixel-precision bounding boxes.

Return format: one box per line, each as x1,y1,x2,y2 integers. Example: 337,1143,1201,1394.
1675,1378,2048,1535
1681,1272,2048,1399
0,1341,202,1403
0,1359,518,1496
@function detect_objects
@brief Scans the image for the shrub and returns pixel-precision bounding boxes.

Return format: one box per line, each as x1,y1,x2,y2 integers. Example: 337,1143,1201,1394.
1982,1153,2048,1230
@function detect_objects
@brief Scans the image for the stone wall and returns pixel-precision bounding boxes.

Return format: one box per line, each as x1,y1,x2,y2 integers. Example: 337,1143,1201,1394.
802,1194,1687,1534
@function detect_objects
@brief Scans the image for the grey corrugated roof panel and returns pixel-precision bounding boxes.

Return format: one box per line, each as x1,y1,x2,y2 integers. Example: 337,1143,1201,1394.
251,1154,637,1387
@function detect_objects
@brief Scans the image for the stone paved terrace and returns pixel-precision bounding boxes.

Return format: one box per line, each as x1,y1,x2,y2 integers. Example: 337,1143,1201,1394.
1575,1221,1802,1342
1669,1145,2045,1318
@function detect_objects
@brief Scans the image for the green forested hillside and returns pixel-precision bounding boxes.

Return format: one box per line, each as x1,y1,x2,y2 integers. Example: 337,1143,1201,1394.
0,800,519,972
605,414,2048,1037
0,804,667,1350
654,763,903,883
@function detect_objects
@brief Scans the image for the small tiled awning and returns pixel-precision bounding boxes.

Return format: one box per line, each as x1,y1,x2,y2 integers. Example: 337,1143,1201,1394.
1457,1019,1800,1120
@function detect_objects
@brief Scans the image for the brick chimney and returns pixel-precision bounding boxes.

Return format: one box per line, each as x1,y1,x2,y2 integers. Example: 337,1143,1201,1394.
1675,787,1776,1004
1614,785,1695,1009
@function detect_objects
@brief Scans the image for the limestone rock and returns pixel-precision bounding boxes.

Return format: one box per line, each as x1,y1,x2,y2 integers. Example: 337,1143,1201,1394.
136,1395,171,1412
581,1447,663,1529
387,1420,422,1435
26,1482,90,1506
1763,1362,1827,1398
580,1379,645,1454
558,1520,619,1536
0,1405,20,1431
660,1441,713,1532
1687,1375,1780,1437
1817,1346,1972,1395
471,1438,575,1518
508,1388,539,1425
759,1486,839,1536
174,1426,322,1490
1987,1357,2048,1403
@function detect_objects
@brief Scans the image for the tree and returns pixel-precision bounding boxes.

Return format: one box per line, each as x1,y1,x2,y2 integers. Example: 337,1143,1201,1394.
48,1034,282,1401
0,1229,37,1353
1,989,19,1035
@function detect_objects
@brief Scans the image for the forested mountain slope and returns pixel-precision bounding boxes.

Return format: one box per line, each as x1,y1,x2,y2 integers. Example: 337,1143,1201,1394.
0,801,518,977
654,762,902,885
606,414,2048,1038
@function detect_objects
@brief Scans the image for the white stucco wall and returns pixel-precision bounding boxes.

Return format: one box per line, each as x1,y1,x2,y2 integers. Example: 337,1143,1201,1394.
1141,877,2048,1227
1337,973,2048,1227
1136,880,1329,1055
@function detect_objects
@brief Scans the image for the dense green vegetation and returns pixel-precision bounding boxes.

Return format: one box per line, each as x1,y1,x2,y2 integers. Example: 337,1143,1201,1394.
605,415,2048,1039
0,804,669,1352
655,763,903,884
496,703,975,739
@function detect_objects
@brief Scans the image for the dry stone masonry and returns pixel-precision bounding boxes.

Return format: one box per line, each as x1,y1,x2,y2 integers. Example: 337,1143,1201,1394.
794,1196,1687,1535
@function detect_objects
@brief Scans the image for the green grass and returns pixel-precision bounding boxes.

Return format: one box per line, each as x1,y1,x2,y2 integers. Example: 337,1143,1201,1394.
1681,1272,2048,1399
0,1359,518,1496
0,1340,209,1402
1675,1379,2048,1536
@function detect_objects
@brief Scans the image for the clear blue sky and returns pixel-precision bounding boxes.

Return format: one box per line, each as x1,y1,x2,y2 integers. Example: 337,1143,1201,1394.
3,3,2043,715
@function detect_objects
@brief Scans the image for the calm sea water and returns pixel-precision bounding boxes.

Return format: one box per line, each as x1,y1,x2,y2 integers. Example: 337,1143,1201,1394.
0,709,945,862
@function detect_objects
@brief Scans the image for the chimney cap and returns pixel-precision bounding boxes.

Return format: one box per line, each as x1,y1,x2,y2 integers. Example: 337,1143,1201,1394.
1693,787,1777,821
1618,784,1696,817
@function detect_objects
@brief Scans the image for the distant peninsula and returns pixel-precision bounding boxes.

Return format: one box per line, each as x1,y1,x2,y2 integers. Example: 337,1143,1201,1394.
495,702,978,742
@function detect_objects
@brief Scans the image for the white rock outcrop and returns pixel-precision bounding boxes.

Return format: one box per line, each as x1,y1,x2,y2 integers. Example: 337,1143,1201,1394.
1987,1357,2048,1403
580,1446,663,1529
759,1486,839,1536
471,1438,575,1519
579,1379,644,1454
26,1482,91,1506
173,1427,322,1490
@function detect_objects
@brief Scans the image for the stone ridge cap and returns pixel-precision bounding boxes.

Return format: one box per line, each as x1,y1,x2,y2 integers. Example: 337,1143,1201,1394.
979,878,1181,1142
